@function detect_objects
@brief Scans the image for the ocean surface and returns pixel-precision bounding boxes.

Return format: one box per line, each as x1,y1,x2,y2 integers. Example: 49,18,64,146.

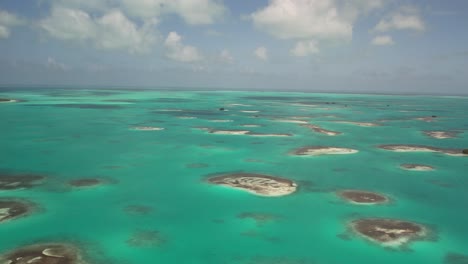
0,88,467,264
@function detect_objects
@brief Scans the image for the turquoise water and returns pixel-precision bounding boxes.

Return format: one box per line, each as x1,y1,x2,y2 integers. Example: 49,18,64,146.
1,89,467,263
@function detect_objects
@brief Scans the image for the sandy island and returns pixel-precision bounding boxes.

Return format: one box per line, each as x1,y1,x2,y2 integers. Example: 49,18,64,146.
378,144,467,156
240,124,261,127
338,190,388,205
291,146,358,156
207,129,291,137
415,116,438,122
209,119,233,123
400,164,434,171
248,133,292,137
131,126,165,131
0,174,45,190
207,173,297,197
210,130,251,135
0,199,37,223
334,121,381,127
301,124,341,136
350,218,427,247
274,119,309,124
0,243,86,264
423,131,459,139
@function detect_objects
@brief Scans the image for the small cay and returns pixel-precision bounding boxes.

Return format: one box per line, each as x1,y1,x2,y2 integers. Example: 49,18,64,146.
400,164,434,171
351,218,427,247
334,121,381,127
291,146,358,156
0,243,85,264
0,98,18,103
0,174,45,190
0,199,37,223
378,144,467,156
207,173,297,197
338,190,388,204
423,131,459,139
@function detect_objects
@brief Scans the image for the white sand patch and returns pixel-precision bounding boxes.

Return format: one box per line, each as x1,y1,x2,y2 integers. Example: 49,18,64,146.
248,133,292,137
274,119,308,124
335,121,380,127
400,164,434,171
158,109,183,112
423,131,457,139
131,126,165,131
294,147,358,156
210,130,250,135
0,99,18,103
209,119,233,123
229,103,252,107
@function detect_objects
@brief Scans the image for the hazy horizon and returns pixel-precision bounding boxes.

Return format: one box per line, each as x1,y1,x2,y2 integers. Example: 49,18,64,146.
1,0,467,94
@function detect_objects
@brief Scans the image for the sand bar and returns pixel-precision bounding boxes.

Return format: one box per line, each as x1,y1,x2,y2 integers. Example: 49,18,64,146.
400,164,434,171
292,146,358,156
423,131,459,139
0,243,85,264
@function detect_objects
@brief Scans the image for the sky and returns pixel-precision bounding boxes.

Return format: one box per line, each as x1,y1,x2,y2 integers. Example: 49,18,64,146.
0,0,467,94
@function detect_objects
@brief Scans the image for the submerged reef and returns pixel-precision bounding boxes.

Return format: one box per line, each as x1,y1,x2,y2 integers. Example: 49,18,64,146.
0,243,86,264
337,190,388,205
68,178,103,188
207,173,297,197
0,198,37,223
237,212,280,226
350,218,427,247
0,174,45,190
301,124,341,136
400,164,434,171
444,252,468,264
124,205,153,215
126,230,166,248
291,146,358,156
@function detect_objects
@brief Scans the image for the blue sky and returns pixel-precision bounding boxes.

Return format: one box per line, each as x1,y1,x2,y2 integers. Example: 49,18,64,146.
0,0,467,94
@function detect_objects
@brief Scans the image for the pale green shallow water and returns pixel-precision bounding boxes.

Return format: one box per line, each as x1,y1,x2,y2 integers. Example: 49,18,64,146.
0,88,467,264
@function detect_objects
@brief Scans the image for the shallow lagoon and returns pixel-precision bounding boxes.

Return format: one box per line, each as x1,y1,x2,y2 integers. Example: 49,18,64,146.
1,89,467,263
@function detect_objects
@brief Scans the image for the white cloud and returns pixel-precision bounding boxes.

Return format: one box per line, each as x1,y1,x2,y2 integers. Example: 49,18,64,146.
39,7,157,53
371,35,394,46
254,46,268,61
0,10,25,39
50,0,225,25
120,0,225,25
251,0,384,41
219,49,234,63
164,31,202,62
290,40,319,56
374,6,425,32
46,57,69,71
